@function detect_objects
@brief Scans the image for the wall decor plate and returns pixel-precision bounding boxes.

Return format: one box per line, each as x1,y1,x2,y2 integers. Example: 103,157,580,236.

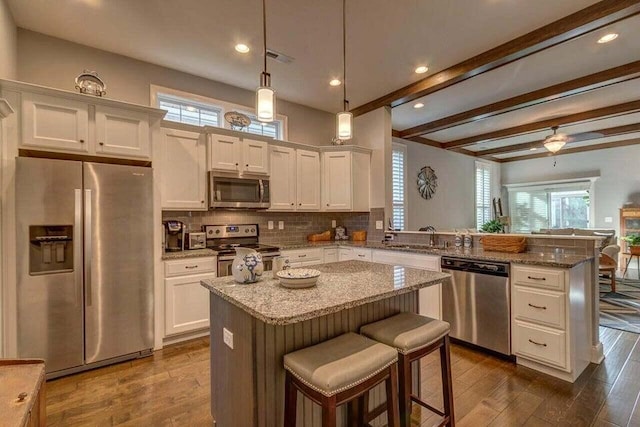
417,166,438,200
224,111,251,130
74,70,106,97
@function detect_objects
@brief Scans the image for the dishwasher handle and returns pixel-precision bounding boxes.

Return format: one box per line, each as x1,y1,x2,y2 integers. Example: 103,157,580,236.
441,257,509,277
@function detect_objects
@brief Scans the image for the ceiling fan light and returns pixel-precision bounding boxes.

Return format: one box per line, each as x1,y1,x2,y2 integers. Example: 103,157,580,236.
543,134,567,153
256,85,275,122
337,111,353,140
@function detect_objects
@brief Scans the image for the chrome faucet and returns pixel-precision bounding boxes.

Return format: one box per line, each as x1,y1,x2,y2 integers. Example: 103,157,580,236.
424,225,436,247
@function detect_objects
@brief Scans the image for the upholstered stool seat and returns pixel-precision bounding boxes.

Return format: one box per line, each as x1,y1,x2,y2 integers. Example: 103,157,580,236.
283,332,400,427
361,312,455,427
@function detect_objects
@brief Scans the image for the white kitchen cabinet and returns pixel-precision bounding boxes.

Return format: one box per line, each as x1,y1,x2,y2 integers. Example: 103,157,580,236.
164,257,216,338
296,150,321,210
160,127,207,210
323,247,338,263
322,150,370,211
209,133,269,175
352,248,372,261
269,147,320,211
511,263,590,382
209,133,242,172
338,248,354,261
242,138,269,174
95,105,150,159
282,248,324,267
371,249,441,320
269,146,297,210
21,92,90,153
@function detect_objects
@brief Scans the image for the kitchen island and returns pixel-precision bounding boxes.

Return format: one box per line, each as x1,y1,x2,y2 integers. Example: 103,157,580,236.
201,260,450,426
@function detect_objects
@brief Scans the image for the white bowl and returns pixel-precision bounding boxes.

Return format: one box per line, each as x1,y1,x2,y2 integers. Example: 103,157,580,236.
276,268,321,289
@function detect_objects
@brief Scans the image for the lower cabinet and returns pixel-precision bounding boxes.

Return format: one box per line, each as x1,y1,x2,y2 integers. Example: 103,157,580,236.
511,263,590,382
164,257,216,338
338,248,354,261
323,247,338,263
372,250,441,320
281,248,324,267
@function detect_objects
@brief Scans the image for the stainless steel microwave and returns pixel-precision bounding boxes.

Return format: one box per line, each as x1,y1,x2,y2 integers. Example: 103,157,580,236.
208,173,270,209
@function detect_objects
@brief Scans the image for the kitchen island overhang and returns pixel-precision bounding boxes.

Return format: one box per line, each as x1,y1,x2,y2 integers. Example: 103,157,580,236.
201,260,450,426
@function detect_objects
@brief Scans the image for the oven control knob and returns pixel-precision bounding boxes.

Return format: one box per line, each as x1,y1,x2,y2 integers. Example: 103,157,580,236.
245,228,250,233
251,228,255,232
215,229,220,234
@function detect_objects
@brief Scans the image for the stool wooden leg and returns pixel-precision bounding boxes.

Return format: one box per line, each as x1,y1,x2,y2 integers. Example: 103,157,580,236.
611,272,616,293
397,354,412,427
284,372,298,427
386,364,400,427
440,336,455,427
322,395,337,427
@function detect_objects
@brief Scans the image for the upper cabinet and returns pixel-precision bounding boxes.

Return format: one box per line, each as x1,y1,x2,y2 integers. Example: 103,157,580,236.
4,81,165,161
160,127,207,211
209,132,269,175
21,93,90,153
322,150,370,211
268,146,320,211
95,106,150,159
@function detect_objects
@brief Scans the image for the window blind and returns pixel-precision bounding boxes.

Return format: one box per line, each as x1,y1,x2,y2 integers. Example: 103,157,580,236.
392,144,407,231
475,162,492,229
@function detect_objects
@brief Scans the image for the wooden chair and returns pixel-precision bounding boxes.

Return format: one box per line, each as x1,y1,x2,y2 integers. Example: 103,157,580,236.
599,244,620,293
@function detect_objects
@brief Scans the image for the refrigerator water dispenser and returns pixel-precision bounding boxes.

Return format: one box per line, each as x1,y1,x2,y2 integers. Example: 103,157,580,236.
29,225,74,275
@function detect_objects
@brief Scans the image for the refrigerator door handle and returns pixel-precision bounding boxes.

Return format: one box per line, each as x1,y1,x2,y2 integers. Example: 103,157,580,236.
84,189,93,307
74,189,83,306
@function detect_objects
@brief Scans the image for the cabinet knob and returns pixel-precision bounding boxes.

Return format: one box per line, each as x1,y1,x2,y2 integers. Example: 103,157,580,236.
246,164,249,167
99,142,104,146
201,200,205,204
79,139,85,143
299,203,302,206
235,163,239,166
326,204,330,207
291,203,295,206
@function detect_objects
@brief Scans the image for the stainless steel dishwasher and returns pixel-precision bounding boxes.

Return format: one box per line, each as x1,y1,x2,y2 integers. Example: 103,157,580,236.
441,257,511,355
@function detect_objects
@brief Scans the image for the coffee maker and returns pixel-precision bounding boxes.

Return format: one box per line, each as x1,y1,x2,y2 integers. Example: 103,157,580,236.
163,220,186,252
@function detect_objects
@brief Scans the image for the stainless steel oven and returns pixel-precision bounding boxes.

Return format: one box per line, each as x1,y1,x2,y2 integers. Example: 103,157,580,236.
209,174,270,209
217,252,279,277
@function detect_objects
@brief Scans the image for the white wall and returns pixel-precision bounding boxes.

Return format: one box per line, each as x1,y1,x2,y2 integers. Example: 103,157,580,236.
16,29,334,146
401,139,499,231
354,107,392,213
501,145,640,235
0,0,16,79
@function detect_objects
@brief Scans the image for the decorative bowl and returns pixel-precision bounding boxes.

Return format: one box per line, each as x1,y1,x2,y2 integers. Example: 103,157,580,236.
276,268,321,289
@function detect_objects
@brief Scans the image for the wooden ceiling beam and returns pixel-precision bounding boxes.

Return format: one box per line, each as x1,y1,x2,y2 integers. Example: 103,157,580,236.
442,100,640,149
499,137,640,162
350,0,640,118
475,123,640,157
398,61,640,138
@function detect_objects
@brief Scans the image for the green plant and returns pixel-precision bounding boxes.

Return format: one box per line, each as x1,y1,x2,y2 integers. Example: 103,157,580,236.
622,234,640,246
481,219,504,233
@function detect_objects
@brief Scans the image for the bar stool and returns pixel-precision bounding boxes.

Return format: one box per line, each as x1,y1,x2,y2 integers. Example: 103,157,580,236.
360,312,454,427
283,332,400,427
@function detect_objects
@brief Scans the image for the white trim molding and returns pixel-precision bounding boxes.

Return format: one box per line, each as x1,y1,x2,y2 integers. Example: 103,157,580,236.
0,98,14,118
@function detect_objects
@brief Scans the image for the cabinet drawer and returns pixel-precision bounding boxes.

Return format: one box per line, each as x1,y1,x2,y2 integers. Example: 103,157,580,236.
513,286,566,329
282,248,323,263
323,248,338,263
513,321,566,369
352,248,372,261
512,265,565,291
165,257,216,277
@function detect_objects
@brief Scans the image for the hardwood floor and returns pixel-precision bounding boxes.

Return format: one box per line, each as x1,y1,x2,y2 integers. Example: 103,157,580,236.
46,327,640,426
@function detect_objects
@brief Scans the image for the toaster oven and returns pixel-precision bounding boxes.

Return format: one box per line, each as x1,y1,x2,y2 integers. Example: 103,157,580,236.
186,232,207,250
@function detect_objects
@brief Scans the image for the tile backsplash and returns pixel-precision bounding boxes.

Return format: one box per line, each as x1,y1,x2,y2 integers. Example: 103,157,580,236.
162,210,370,245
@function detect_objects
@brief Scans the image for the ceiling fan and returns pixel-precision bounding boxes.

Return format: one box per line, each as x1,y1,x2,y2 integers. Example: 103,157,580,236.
543,126,604,153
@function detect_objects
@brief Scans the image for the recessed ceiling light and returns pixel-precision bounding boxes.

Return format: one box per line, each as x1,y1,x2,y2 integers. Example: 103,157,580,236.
329,79,342,86
413,102,425,109
530,147,537,151
597,33,618,44
415,66,429,74
235,43,250,53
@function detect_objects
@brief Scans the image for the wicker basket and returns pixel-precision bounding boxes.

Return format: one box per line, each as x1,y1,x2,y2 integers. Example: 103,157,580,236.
480,235,527,253
307,230,331,242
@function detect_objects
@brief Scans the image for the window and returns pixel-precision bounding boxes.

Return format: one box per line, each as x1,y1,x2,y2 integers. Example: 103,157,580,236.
507,181,592,233
152,85,287,140
392,143,407,231
476,161,492,229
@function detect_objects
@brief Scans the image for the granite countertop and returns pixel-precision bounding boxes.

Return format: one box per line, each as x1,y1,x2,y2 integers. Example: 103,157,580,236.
280,241,594,268
162,248,218,260
200,260,450,325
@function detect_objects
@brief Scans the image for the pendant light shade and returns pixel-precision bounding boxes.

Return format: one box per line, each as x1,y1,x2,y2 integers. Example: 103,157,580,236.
256,0,275,123
337,110,353,140
256,73,275,122
336,0,352,140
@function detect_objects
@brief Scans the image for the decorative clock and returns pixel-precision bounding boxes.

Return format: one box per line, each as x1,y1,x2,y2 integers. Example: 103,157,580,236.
417,166,437,200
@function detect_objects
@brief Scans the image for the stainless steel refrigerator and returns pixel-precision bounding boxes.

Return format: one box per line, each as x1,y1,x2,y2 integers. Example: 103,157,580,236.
16,157,154,377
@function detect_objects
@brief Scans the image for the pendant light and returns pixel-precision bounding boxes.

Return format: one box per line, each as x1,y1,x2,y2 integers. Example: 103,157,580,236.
543,126,568,153
336,0,353,140
256,0,275,122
